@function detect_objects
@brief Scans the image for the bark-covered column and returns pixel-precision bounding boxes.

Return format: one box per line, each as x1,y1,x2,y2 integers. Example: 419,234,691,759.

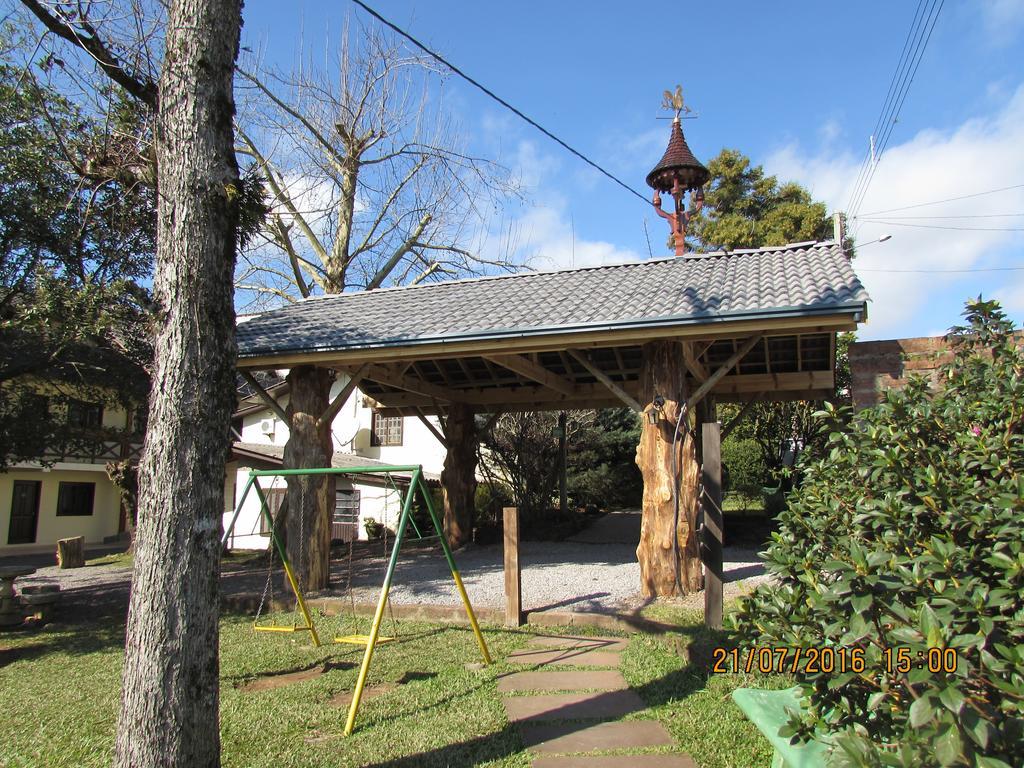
114,0,242,765
283,365,334,591
442,403,478,548
635,340,703,597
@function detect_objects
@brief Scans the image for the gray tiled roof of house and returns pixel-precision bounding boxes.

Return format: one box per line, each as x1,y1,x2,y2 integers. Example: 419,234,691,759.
237,240,868,358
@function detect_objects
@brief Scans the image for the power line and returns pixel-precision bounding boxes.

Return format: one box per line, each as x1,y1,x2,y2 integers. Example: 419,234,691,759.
859,219,1024,232
349,0,652,206
857,184,1024,216
865,212,1024,220
859,265,1024,273
845,0,928,216
847,0,944,218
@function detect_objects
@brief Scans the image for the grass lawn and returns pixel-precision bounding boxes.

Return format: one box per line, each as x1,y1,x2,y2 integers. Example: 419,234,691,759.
0,606,786,767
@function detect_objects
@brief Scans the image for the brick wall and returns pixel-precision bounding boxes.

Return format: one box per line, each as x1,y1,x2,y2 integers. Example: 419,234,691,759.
848,336,953,410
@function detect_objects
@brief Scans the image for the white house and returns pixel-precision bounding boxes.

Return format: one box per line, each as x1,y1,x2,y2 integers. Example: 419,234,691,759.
223,372,446,550
1,399,142,556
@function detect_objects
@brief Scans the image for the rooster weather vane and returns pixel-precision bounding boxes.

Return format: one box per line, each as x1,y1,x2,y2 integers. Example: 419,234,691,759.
647,85,709,256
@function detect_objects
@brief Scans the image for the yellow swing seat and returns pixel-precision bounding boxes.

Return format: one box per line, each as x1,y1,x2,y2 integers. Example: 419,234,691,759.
253,619,313,633
334,634,395,646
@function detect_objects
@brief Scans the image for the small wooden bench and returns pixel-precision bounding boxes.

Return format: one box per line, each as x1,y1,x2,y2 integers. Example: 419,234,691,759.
731,686,830,768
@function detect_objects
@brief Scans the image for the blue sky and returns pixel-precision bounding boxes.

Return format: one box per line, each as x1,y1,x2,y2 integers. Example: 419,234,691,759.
242,1,1024,341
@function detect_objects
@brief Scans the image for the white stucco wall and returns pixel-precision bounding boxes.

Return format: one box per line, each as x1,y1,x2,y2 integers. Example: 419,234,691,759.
223,373,443,551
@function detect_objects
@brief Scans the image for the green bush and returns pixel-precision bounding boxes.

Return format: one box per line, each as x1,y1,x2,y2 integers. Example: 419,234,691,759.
721,436,766,509
731,299,1024,767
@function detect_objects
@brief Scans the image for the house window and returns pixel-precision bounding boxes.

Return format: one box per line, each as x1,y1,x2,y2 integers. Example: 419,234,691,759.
67,399,103,429
56,482,95,516
371,411,402,446
258,488,287,535
332,489,361,542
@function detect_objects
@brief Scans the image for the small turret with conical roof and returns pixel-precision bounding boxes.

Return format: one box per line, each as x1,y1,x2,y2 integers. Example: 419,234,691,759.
647,86,708,256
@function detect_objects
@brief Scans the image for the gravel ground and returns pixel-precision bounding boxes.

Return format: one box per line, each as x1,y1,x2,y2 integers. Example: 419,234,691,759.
3,511,770,620
333,510,769,613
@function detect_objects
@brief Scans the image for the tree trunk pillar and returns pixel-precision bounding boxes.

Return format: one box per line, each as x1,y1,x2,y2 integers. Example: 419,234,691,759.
282,365,334,592
635,340,703,597
442,403,477,548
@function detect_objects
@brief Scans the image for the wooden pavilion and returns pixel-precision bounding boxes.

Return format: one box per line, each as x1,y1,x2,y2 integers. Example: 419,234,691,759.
235,237,868,626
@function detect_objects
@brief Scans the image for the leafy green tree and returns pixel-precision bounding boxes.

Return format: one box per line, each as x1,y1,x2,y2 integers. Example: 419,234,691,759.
732,299,1024,767
0,30,154,469
690,148,832,251
567,408,641,511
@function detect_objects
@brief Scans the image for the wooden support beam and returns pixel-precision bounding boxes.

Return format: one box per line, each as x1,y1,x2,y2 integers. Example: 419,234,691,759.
414,408,448,448
364,364,467,403
685,334,764,410
567,349,642,412
503,506,522,627
701,422,724,630
681,341,709,381
720,392,765,442
483,353,577,397
317,364,368,430
239,370,289,424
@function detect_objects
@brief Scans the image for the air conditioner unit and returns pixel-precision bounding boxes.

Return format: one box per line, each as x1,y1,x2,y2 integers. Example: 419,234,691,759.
259,418,275,436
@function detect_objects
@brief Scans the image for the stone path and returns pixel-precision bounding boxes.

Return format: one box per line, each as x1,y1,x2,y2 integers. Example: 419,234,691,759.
498,634,696,767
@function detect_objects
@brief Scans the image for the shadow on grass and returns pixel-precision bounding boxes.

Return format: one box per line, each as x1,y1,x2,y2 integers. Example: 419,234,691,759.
362,723,523,768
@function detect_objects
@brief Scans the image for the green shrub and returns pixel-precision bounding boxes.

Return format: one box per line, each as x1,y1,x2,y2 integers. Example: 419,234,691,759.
731,299,1024,767
721,436,766,509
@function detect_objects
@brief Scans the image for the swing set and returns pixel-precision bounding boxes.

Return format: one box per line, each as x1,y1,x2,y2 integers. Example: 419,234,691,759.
221,464,492,736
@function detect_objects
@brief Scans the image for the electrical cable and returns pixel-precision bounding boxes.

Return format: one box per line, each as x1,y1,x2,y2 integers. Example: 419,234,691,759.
845,0,928,216
848,0,944,218
858,265,1024,273
857,184,1024,216
858,220,1024,232
349,0,651,206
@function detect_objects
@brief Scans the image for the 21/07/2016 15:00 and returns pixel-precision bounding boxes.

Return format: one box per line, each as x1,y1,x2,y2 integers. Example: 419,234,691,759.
711,646,961,675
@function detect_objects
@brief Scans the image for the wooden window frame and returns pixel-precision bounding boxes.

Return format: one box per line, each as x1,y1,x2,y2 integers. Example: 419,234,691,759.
56,482,95,517
371,411,403,447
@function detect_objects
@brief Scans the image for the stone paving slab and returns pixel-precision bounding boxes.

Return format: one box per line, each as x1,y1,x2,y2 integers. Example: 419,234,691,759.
527,635,630,652
508,648,622,667
532,754,697,768
497,670,628,693
502,691,646,722
520,720,674,753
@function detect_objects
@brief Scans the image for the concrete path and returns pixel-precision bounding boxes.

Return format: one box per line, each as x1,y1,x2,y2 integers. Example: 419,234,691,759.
498,633,696,767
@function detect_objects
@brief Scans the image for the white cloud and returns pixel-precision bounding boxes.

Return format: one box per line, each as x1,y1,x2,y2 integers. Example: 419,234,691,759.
765,84,1024,339
981,0,1024,46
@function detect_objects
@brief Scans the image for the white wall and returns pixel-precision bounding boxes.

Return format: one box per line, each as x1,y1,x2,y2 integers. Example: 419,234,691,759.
235,375,446,473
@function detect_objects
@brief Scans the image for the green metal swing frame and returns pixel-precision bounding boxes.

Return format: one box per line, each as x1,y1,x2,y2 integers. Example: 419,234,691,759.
220,464,492,736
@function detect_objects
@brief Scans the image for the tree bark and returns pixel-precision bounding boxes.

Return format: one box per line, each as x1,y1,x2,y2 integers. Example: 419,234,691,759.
635,341,702,597
442,403,478,548
282,365,334,591
114,1,242,766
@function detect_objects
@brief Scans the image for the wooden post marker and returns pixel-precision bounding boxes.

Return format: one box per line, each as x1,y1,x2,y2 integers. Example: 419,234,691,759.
701,422,724,629
56,536,85,569
503,507,522,626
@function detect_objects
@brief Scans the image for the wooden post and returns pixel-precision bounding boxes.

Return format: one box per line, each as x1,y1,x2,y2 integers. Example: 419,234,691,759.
701,421,724,629
503,507,522,626
636,340,702,597
557,412,568,513
441,403,478,548
56,536,85,569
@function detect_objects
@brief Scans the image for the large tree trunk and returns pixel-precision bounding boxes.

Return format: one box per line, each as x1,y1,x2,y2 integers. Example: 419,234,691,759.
114,1,242,766
442,403,477,548
635,341,702,597
282,365,334,591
